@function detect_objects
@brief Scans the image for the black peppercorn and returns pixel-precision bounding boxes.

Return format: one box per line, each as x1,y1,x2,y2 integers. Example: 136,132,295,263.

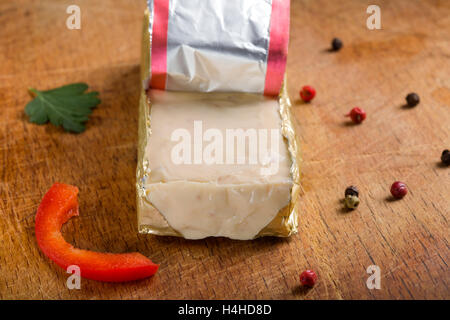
331,38,343,51
345,185,359,197
406,93,420,107
441,149,450,166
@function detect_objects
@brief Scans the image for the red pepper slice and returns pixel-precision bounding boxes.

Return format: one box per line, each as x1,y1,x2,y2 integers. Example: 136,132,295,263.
35,183,159,282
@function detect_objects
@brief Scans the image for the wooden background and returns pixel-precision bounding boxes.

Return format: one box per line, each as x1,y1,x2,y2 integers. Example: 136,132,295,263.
0,0,449,299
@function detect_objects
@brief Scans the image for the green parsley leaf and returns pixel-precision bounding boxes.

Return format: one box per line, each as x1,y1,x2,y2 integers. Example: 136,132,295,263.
25,83,101,133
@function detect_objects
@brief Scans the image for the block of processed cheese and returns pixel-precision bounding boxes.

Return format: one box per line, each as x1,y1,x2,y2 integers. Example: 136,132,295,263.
137,6,300,239
138,90,293,240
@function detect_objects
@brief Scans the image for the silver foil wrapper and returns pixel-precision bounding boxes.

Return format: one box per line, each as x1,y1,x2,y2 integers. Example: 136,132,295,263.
147,0,290,95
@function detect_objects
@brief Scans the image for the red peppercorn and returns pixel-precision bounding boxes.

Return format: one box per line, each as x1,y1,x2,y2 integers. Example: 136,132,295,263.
345,107,366,124
300,85,316,102
390,181,408,199
299,270,317,287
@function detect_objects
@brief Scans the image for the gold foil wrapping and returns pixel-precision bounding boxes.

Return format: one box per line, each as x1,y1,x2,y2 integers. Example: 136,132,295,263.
137,9,301,238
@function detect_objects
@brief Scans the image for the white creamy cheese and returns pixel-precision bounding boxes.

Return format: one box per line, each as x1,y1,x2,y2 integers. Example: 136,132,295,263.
142,90,293,240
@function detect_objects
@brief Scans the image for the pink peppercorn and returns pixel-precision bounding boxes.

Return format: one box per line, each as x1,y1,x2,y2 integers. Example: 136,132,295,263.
299,270,318,287
345,107,366,124
300,85,316,102
390,181,408,199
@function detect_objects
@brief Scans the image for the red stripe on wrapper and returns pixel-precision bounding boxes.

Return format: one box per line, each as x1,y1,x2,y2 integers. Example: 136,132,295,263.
264,0,290,96
150,0,170,90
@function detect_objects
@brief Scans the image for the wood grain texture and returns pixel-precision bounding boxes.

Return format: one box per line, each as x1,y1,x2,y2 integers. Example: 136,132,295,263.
0,0,449,299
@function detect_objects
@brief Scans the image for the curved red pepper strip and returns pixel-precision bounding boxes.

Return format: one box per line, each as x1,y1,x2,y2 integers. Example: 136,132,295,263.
35,183,159,282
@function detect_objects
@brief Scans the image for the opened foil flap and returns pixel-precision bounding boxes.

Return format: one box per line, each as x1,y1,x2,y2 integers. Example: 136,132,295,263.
137,0,300,239
147,0,289,95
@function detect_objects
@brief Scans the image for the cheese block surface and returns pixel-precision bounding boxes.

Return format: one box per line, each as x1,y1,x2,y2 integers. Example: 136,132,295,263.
140,90,293,240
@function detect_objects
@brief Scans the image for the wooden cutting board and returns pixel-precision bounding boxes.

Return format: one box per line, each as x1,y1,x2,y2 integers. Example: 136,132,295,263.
1,0,448,299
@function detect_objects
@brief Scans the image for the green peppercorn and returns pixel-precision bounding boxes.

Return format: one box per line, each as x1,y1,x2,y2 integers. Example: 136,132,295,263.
344,195,360,209
345,185,359,197
441,149,450,166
